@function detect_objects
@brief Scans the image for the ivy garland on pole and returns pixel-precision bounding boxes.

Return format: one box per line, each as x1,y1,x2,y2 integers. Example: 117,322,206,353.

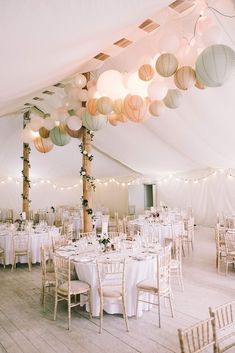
21,111,32,205
79,132,96,224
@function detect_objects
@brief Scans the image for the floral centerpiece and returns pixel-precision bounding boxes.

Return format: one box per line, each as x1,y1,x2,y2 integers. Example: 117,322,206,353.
98,233,110,252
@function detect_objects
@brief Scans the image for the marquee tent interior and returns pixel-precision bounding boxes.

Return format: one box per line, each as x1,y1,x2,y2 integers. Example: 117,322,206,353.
1,0,235,226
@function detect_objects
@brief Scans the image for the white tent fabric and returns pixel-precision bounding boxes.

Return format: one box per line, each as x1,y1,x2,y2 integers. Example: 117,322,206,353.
1,0,235,226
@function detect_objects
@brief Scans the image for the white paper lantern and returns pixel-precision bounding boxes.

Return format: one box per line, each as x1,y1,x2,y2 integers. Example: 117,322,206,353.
87,87,100,99
163,89,182,109
67,86,82,100
66,115,82,131
77,89,89,102
74,73,87,88
29,116,44,131
64,83,73,95
97,70,127,99
149,100,165,117
62,97,81,110
127,72,149,97
21,127,35,143
147,80,168,100
43,116,56,130
195,44,235,87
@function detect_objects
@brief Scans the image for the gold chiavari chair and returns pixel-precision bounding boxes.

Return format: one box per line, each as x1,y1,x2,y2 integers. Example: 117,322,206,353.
40,244,56,311
11,233,31,271
224,230,235,275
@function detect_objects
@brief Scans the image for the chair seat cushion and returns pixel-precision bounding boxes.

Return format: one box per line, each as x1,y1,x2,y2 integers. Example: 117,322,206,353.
99,285,122,298
58,280,90,295
137,279,169,293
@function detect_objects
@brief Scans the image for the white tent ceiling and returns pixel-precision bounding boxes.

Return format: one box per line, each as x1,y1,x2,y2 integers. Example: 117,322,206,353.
1,0,235,182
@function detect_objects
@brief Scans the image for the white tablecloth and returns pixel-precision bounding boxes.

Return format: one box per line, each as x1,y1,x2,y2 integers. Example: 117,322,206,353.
74,252,156,317
0,227,59,265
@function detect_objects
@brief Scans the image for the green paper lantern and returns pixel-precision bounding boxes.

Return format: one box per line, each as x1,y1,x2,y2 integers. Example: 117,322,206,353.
81,110,107,131
163,89,182,109
49,124,71,146
195,44,235,87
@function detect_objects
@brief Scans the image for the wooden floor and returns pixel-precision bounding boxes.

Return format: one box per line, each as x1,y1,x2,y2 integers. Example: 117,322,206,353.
0,226,234,353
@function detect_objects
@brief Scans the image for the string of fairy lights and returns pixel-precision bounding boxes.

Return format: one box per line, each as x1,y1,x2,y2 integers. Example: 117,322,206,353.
1,169,235,191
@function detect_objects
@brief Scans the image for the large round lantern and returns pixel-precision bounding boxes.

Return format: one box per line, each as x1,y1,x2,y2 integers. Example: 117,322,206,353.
138,64,155,81
29,116,43,131
39,127,50,138
74,73,87,88
65,125,83,138
66,115,82,131
49,124,71,146
112,99,124,115
97,70,126,99
174,66,196,90
163,89,182,109
116,114,128,123
156,53,178,77
149,100,165,117
97,96,113,115
43,116,56,130
195,44,235,87
34,137,54,153
81,110,107,131
86,98,98,115
108,115,119,126
123,95,147,122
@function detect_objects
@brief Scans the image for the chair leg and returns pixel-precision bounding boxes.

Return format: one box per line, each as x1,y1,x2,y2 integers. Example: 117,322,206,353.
169,292,174,318
43,286,46,312
158,295,161,328
179,268,184,292
68,298,71,330
136,289,140,319
28,253,31,272
122,295,129,332
88,291,92,320
53,292,58,321
41,282,44,304
99,298,103,334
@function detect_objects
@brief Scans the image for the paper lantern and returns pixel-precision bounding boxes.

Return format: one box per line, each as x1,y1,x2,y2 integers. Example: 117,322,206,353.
196,16,213,34
174,66,196,90
97,70,126,99
21,128,35,143
29,116,44,131
195,44,235,87
87,87,100,99
112,99,124,115
50,125,71,146
138,64,154,81
74,73,87,88
67,86,82,100
195,80,205,90
81,110,107,131
149,100,165,117
156,53,178,77
66,115,82,131
62,97,81,110
108,115,119,126
116,114,128,123
65,125,84,138
123,95,147,122
34,137,54,153
163,89,183,109
86,98,98,115
97,97,113,115
39,127,50,138
64,83,73,95
77,89,89,102
87,79,96,90
147,80,168,100
127,72,148,97
43,116,56,130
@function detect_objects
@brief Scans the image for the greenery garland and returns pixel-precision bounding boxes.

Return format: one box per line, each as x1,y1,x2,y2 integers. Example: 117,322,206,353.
21,111,32,204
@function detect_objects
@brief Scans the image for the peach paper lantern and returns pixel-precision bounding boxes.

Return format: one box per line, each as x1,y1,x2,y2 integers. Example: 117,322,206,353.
86,98,98,115
116,114,128,123
97,96,113,115
65,125,83,138
108,115,119,126
149,100,165,117
195,80,205,90
174,66,196,90
138,64,155,81
124,95,147,123
156,53,178,77
112,99,124,115
34,137,54,153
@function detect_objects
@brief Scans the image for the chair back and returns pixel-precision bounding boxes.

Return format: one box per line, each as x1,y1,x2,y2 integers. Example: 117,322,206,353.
52,236,69,252
157,244,171,291
178,317,217,353
54,254,70,293
96,258,126,295
209,301,235,331
41,244,54,275
224,231,235,254
64,223,73,240
101,216,109,234
173,237,182,263
13,234,29,253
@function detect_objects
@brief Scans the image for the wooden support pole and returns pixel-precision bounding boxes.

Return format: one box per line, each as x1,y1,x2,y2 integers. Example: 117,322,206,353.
22,112,30,220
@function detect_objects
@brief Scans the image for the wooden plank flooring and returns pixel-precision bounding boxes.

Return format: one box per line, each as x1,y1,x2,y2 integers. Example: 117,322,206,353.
0,226,234,353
